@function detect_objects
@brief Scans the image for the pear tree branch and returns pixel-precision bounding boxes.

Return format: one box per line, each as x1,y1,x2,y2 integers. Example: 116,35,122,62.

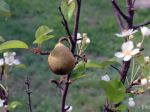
133,21,150,29
60,0,82,112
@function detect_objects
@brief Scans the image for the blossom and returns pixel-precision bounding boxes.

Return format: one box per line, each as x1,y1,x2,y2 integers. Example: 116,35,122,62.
115,29,138,37
101,75,110,82
65,105,73,112
0,59,4,66
136,42,142,48
115,41,140,61
140,26,150,37
77,33,82,44
144,56,150,63
0,99,5,107
128,97,135,107
141,78,148,85
3,52,20,66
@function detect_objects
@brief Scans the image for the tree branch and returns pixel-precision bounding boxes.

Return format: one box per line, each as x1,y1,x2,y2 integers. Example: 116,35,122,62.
25,77,33,112
133,21,150,29
29,48,50,55
60,0,82,112
112,0,129,21
59,7,74,44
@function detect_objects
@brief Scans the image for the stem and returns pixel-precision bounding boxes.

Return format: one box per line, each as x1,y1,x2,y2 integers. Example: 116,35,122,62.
133,21,150,29
25,76,33,112
60,0,82,112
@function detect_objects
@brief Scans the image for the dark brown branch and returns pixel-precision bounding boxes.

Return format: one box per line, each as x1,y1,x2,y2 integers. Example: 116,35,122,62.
112,0,129,21
25,77,33,112
61,0,82,112
112,0,124,31
133,21,150,29
59,7,73,44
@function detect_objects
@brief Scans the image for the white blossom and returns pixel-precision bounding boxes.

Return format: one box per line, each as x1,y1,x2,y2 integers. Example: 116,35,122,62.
65,105,73,112
140,27,150,37
0,59,4,66
77,33,82,44
141,78,148,85
128,98,135,107
3,52,20,66
115,41,140,61
101,75,110,82
136,42,142,48
115,29,138,37
144,56,150,62
0,99,5,107
85,38,90,44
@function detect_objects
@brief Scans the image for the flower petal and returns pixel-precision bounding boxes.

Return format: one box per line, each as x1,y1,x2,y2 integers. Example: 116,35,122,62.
131,48,140,55
115,52,125,58
115,33,123,37
123,55,132,61
122,41,134,51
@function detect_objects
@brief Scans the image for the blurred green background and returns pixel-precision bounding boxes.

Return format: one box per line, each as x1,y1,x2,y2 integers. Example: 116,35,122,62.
0,0,150,112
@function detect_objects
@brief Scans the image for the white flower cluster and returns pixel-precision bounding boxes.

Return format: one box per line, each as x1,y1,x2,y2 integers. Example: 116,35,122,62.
115,26,150,61
128,97,135,107
77,33,90,44
0,52,20,66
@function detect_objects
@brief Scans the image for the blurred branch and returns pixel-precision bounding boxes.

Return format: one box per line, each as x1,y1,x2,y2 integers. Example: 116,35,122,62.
112,0,129,21
29,48,50,55
25,77,33,112
133,21,150,29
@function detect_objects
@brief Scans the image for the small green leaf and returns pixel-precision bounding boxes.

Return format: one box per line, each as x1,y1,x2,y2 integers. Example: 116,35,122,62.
100,78,125,103
0,40,28,50
34,25,54,45
71,61,86,80
33,35,54,44
35,25,53,39
0,0,11,16
8,101,22,109
85,60,102,68
68,0,75,20
61,0,75,21
116,104,127,111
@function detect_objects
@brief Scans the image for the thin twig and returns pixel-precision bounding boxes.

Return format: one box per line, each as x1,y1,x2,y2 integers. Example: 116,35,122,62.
29,48,50,55
133,21,150,29
59,7,73,44
112,0,128,21
25,77,33,112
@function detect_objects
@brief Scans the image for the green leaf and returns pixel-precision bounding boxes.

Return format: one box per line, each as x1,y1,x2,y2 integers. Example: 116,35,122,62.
0,0,11,16
34,25,54,45
61,0,68,20
33,35,54,44
0,40,28,50
0,36,5,42
85,60,102,68
100,78,125,103
35,25,53,39
8,101,22,109
61,0,75,21
68,0,75,20
116,104,127,111
71,61,86,80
